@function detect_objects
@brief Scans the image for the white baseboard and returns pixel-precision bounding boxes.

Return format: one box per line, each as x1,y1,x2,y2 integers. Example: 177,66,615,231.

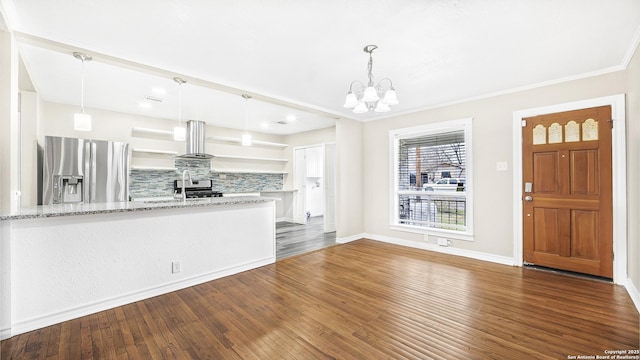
0,328,10,341
5,256,275,339
363,233,516,266
335,232,514,266
275,217,295,223
625,278,640,314
336,233,366,244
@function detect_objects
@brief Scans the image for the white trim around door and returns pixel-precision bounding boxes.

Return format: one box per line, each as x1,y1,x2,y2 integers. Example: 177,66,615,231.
512,94,627,284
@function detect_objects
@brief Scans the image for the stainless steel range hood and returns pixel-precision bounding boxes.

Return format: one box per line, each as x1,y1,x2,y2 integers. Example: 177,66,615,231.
175,120,214,159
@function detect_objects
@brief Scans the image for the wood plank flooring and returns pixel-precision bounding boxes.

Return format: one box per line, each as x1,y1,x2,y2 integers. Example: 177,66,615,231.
276,216,336,260
2,239,638,359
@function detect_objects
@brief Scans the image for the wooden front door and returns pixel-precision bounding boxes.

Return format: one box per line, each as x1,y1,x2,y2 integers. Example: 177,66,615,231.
522,106,613,278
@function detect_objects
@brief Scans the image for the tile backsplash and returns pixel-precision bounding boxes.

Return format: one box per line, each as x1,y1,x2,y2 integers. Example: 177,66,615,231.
129,159,284,199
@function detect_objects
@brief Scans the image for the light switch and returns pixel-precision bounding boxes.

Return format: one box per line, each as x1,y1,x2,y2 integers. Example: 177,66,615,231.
496,161,508,171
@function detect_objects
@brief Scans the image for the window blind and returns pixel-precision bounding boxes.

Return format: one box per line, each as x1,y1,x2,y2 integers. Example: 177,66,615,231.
395,129,468,231
398,130,466,189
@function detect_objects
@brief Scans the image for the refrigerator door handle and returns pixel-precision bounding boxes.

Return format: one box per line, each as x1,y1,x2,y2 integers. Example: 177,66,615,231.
90,142,97,202
84,141,91,203
55,176,62,203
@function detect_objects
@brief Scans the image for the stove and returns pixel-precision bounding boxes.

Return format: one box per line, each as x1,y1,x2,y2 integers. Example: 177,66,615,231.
174,179,223,198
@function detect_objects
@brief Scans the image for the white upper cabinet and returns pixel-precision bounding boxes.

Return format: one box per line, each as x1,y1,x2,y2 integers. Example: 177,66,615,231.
305,146,324,178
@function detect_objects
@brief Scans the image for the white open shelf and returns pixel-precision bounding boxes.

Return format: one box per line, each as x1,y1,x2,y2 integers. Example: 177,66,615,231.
208,136,288,148
132,148,178,156
132,126,174,137
211,168,288,174
212,154,288,162
130,166,177,171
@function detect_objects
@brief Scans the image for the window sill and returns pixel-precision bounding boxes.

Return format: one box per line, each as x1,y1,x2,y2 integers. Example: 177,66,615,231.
390,224,474,242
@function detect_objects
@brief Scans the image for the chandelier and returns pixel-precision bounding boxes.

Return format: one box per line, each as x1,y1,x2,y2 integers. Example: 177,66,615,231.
343,45,398,114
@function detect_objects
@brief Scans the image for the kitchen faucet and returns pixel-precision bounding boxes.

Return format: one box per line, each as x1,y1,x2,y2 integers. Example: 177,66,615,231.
181,170,193,202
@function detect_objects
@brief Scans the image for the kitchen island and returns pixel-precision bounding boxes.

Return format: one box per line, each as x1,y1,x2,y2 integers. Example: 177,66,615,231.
0,196,276,339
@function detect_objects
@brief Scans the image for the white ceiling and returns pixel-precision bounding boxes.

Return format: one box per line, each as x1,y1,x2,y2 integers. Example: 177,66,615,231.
4,0,640,135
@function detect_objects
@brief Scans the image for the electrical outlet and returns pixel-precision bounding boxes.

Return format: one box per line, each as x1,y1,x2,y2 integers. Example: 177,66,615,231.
172,261,181,273
437,238,448,247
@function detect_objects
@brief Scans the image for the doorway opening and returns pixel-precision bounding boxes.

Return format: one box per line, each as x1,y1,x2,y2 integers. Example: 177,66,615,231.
276,217,336,259
275,143,336,260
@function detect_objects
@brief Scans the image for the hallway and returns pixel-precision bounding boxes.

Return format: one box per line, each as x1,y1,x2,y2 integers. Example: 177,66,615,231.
276,216,336,259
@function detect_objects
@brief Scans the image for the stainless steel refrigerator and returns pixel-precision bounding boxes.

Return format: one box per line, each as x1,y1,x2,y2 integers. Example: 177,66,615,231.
41,136,130,205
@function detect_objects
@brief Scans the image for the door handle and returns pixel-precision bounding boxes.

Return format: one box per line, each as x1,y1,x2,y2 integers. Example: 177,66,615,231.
524,195,533,202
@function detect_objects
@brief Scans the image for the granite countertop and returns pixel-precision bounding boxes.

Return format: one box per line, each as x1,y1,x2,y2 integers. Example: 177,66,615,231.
0,196,276,221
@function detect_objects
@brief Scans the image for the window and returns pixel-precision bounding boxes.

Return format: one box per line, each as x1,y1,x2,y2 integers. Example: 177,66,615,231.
389,118,473,239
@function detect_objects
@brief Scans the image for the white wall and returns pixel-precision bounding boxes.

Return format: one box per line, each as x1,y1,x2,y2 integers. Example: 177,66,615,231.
283,126,335,190
335,118,363,239
19,91,38,207
0,22,17,339
0,27,19,214
625,41,640,300
363,71,628,258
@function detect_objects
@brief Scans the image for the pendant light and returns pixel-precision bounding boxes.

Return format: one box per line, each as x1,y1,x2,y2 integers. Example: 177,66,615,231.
73,52,92,131
241,94,252,146
173,77,186,141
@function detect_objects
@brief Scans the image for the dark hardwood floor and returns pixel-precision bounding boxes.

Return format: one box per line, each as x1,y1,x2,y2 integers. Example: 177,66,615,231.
276,216,336,260
2,239,638,359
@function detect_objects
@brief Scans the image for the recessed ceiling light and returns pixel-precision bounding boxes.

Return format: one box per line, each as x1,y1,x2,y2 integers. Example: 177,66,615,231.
286,115,296,123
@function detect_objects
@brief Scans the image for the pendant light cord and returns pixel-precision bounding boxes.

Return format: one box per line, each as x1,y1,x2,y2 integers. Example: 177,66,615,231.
242,94,251,133
178,82,182,126
73,52,92,115
173,77,187,127
80,57,86,113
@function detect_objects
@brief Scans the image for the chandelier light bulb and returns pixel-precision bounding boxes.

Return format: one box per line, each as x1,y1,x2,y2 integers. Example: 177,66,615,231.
353,102,368,114
382,89,398,105
362,86,379,102
344,92,359,108
374,102,391,113
343,45,398,114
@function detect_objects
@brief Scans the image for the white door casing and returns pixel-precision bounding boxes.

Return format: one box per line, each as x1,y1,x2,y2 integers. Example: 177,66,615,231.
512,94,627,284
293,144,337,231
293,147,307,224
324,144,337,233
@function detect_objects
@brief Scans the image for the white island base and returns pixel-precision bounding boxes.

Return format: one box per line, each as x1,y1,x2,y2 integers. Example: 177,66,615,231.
0,199,275,338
